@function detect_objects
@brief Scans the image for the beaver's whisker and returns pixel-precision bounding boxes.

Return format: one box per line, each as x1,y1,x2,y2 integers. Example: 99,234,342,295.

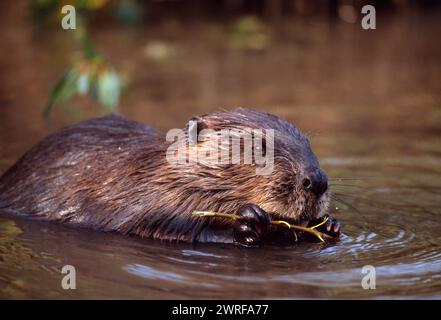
331,194,378,217
330,194,362,215
331,191,368,200
333,192,429,214
329,184,371,191
329,183,366,187
328,178,365,181
328,177,379,181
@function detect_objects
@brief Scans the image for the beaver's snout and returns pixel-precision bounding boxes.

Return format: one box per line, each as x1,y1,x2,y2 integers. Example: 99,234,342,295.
302,169,328,198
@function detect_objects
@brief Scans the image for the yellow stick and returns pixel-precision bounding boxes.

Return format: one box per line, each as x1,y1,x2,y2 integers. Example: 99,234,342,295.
192,211,337,242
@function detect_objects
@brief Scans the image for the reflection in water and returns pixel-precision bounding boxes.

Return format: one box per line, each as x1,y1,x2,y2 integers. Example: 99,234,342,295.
0,3,440,299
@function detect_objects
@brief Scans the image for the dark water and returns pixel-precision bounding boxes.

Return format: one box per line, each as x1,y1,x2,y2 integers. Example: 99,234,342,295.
0,3,441,298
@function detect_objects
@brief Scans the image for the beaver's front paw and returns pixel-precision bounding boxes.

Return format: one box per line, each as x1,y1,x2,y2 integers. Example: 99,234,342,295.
233,204,271,247
309,215,341,238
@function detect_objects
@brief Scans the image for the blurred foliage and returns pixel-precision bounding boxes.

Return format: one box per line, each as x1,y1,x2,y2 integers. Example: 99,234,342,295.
32,0,143,25
43,58,121,117
114,0,142,26
230,16,271,51
30,0,422,118
143,41,177,61
31,0,110,24
31,0,134,118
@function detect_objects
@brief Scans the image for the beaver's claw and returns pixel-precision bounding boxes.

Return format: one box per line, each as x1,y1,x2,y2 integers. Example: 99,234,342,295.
309,214,341,239
233,204,271,247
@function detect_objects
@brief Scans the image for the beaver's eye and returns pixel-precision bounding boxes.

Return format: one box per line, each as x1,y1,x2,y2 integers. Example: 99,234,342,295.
302,178,312,189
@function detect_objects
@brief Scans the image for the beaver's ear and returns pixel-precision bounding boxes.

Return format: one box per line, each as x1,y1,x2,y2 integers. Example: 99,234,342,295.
186,116,208,144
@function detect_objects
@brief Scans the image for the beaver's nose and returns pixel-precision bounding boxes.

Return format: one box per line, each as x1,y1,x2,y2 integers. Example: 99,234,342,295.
302,169,328,197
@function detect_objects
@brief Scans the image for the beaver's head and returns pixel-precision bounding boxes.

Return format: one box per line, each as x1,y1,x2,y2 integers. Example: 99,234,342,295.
165,108,330,226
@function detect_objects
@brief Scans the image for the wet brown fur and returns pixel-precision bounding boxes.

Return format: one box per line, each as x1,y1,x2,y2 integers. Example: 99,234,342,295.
0,108,330,243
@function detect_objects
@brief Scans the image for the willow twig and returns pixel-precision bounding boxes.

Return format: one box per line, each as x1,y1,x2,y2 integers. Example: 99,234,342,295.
192,211,337,242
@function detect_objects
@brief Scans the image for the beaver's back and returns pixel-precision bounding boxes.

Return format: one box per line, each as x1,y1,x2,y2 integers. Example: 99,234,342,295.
0,114,163,229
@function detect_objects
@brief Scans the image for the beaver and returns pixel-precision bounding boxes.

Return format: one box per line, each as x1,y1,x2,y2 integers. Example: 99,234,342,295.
0,108,340,246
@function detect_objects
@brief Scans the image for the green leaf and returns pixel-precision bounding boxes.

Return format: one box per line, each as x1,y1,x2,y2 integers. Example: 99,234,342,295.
77,72,90,95
43,68,79,118
96,70,120,111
